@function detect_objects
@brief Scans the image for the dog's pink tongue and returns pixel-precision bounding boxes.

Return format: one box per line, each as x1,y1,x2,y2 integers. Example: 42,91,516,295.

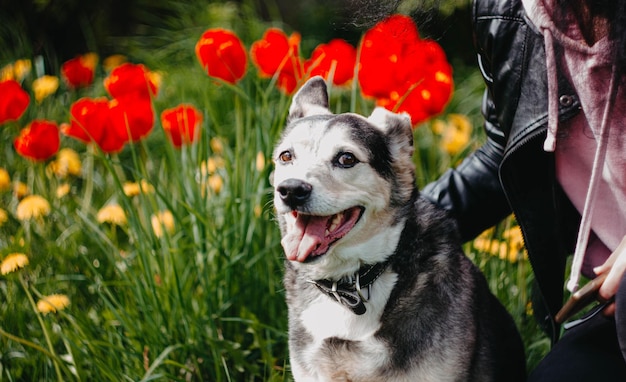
281,214,329,262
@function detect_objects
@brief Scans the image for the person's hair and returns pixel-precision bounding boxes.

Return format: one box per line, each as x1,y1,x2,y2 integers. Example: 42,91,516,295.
608,1,626,74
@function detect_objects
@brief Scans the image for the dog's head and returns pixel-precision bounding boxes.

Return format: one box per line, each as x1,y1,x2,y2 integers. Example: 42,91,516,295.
272,76,415,278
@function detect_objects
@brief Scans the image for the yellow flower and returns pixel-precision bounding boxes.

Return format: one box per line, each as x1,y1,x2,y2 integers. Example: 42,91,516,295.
14,181,30,198
151,210,175,238
1,60,32,81
0,168,10,192
0,208,8,227
103,54,127,72
254,204,262,218
123,180,154,197
16,195,51,220
147,70,163,93
56,183,71,198
210,137,224,155
97,204,127,226
0,63,13,81
503,226,524,251
203,156,225,176
256,151,266,172
473,227,524,263
208,174,223,194
1,253,29,275
47,148,82,178
32,75,59,103
37,294,70,314
433,114,472,156
82,53,99,70
13,59,32,81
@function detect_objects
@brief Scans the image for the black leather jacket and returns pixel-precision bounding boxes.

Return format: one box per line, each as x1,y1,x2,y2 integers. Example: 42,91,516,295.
422,0,583,342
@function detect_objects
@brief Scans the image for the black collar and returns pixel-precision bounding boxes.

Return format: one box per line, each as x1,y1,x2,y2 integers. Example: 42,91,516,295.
308,261,389,315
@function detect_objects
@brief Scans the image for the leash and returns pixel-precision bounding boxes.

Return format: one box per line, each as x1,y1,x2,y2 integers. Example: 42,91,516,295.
307,261,389,315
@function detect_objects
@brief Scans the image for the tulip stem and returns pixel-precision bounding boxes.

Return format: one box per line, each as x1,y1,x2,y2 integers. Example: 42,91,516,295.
81,144,95,214
19,274,64,380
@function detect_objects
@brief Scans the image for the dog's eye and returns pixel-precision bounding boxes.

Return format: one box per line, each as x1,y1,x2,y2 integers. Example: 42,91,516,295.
335,152,359,168
278,150,293,163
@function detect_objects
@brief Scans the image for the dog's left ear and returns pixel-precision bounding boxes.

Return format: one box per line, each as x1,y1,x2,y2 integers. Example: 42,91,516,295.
368,107,415,201
287,76,331,123
367,107,414,152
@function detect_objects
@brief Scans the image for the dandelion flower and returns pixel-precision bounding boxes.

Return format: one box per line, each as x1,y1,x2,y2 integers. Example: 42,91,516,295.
13,59,32,81
1,253,29,275
256,151,265,172
201,156,225,176
32,75,59,103
123,180,154,197
210,137,224,154
103,54,127,72
0,63,13,81
0,167,10,192
1,60,32,82
503,226,525,253
151,210,175,238
13,181,29,198
208,174,223,194
16,195,51,220
48,148,82,178
0,208,8,226
56,183,71,198
433,114,472,156
37,294,70,314
96,204,127,226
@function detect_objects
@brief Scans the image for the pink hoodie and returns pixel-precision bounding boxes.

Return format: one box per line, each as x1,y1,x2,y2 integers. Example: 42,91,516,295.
522,0,626,291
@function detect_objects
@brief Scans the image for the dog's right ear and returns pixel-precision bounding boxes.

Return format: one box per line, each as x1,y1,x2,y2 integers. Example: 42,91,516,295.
287,76,331,123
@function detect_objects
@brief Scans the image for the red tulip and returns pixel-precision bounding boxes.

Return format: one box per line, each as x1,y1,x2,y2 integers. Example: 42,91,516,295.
305,39,356,86
195,28,247,84
61,53,97,89
63,97,127,153
358,14,453,126
104,63,159,100
109,96,155,142
161,104,203,148
0,79,30,124
14,120,60,161
250,28,303,94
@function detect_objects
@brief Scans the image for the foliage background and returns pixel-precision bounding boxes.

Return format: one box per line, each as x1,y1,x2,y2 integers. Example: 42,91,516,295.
0,0,550,380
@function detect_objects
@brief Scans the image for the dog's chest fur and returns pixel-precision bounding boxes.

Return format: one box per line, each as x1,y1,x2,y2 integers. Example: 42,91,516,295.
291,272,396,381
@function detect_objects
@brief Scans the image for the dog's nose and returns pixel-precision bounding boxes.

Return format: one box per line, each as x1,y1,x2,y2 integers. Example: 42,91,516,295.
277,179,312,208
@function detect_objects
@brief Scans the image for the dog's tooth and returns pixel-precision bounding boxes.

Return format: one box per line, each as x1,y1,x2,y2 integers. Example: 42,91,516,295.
328,213,343,233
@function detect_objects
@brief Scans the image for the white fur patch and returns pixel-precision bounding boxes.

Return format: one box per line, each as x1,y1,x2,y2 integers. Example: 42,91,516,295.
293,271,398,381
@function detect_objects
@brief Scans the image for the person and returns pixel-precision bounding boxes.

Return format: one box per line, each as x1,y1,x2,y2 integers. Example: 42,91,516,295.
356,0,626,379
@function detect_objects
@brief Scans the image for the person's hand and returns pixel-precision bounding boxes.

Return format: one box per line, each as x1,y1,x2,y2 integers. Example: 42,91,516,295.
593,235,626,316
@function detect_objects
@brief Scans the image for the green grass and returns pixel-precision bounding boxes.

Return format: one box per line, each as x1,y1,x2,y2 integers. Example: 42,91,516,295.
0,5,548,380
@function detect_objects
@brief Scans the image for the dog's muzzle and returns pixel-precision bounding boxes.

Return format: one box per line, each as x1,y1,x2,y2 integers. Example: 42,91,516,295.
277,179,312,209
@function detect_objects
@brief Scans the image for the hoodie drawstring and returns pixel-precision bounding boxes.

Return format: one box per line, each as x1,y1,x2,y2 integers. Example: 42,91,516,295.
543,29,559,152
566,63,620,292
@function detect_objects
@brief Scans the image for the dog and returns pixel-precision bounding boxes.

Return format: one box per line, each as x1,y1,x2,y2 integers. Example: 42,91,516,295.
271,76,526,381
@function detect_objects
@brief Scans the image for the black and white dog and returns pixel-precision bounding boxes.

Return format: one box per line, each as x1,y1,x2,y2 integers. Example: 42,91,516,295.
272,76,525,381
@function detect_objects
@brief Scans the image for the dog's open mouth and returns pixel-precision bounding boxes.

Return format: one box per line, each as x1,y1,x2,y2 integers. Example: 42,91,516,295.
281,206,364,262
